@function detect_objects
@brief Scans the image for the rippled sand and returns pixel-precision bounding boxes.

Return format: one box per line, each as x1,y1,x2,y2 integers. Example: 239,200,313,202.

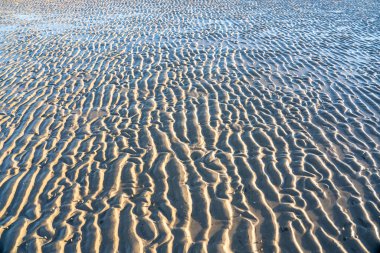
0,0,379,252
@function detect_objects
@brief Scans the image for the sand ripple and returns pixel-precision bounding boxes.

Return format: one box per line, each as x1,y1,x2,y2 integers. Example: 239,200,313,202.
0,0,379,252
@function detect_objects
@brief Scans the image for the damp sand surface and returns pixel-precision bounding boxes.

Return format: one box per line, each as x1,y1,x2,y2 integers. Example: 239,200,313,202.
0,0,379,252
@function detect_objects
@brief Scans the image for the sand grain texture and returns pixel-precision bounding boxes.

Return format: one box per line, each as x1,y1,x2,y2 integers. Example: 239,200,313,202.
0,0,379,252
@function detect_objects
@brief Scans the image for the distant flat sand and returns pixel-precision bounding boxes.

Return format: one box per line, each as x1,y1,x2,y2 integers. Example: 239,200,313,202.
0,0,379,252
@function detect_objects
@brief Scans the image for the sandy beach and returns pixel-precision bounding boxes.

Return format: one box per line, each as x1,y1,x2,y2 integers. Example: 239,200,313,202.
0,0,379,252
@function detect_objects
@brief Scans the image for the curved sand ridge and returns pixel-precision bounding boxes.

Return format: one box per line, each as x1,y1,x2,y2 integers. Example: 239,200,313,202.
0,0,379,252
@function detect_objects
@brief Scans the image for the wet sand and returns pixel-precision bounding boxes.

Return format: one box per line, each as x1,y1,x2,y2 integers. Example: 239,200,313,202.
0,0,379,252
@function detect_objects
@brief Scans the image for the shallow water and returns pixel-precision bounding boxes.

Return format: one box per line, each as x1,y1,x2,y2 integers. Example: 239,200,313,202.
0,0,379,252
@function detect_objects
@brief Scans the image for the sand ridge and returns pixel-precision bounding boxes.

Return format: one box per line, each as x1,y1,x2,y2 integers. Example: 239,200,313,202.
0,0,379,252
